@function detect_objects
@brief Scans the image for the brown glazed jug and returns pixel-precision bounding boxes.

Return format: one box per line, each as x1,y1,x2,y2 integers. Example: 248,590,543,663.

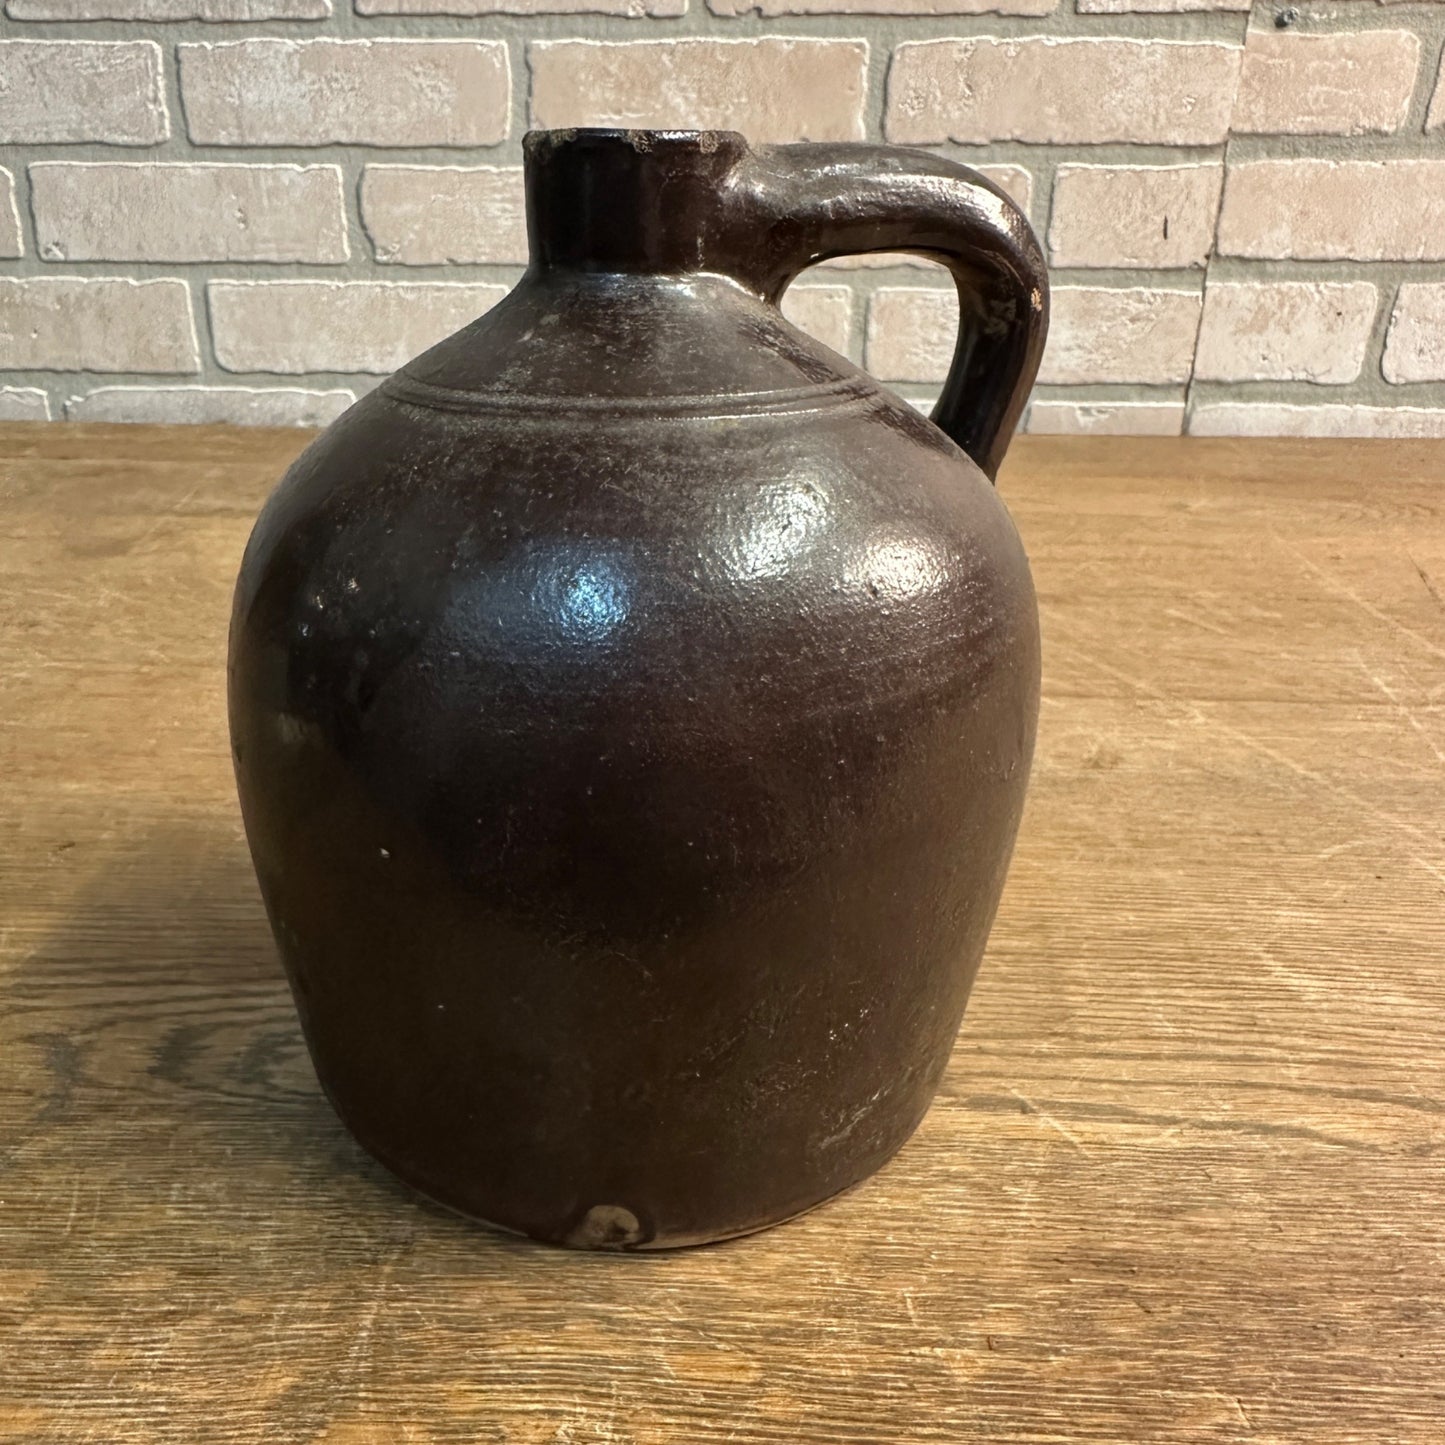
229,129,1049,1249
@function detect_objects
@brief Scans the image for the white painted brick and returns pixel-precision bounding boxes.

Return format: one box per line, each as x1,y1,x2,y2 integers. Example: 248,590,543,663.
1079,0,1245,9
780,285,854,357
1040,288,1202,386
0,169,20,259
8,0,327,17
818,253,945,273
530,39,869,143
1026,400,1185,436
64,386,355,426
1218,160,1445,262
0,41,168,146
0,388,50,422
1048,165,1222,270
1195,281,1377,384
885,38,1242,146
1190,404,1445,439
361,167,527,266
361,0,680,12
0,278,197,373
865,289,957,383
1233,30,1420,136
712,0,1056,14
866,286,1201,386
30,164,348,265
1429,53,1445,131
179,40,509,148
209,281,509,375
1383,283,1445,384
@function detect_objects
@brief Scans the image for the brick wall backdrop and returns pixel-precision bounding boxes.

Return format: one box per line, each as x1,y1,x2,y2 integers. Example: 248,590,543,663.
1,2,1443,435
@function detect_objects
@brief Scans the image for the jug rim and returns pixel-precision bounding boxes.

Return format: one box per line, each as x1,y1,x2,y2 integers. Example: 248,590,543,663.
524,127,749,155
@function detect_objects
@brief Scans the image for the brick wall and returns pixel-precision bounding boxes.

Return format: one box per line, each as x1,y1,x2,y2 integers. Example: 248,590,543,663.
1,4,1443,435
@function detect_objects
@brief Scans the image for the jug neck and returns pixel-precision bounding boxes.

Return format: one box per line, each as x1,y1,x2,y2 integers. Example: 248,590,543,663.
524,129,752,279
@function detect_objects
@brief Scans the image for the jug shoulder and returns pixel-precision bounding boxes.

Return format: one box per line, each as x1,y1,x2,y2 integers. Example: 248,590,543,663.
233,375,1036,768
389,269,878,412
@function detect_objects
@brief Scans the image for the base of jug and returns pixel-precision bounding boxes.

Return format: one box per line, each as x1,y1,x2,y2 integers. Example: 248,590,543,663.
402,1162,876,1252
338,1107,903,1252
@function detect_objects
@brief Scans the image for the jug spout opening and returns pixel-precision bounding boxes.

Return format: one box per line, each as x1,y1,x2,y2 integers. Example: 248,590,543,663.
523,127,752,278
524,127,749,158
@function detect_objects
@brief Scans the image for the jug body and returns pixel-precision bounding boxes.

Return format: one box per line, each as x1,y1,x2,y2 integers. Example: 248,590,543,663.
228,129,1048,1248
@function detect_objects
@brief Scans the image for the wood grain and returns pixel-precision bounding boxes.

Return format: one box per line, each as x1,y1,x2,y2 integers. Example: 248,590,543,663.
2,425,1443,1443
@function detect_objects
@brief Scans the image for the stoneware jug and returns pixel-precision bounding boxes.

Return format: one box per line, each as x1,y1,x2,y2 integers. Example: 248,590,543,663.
229,128,1049,1249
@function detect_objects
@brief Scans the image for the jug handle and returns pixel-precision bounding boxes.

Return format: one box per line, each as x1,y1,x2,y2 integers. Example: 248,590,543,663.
727,144,1049,483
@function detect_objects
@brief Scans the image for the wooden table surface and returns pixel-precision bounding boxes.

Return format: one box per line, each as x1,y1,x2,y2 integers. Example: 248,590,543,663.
2,425,1443,1443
